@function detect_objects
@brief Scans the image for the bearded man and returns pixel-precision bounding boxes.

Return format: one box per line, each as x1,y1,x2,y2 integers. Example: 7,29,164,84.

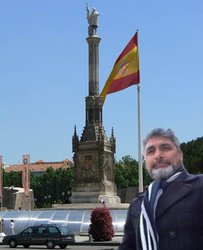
119,128,203,250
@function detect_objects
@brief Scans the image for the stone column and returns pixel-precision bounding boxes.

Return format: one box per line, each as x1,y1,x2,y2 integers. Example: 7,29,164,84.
86,36,101,96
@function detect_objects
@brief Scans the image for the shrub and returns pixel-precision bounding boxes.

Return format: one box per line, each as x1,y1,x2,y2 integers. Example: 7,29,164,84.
88,206,114,241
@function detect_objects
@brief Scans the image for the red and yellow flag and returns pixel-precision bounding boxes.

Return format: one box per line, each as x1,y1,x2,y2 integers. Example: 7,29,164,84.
100,32,140,102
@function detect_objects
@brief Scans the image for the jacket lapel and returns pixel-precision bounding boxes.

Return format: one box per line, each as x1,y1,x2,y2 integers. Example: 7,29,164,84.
156,172,196,218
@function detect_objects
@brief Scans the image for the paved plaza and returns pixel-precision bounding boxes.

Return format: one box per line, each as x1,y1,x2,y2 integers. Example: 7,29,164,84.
72,235,122,249
0,235,122,250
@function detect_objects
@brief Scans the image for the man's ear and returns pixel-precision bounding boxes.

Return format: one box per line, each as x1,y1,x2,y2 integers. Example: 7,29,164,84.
142,154,147,168
142,154,145,163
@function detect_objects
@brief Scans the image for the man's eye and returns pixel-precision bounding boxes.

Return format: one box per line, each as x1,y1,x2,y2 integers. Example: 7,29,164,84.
161,145,172,150
146,149,154,154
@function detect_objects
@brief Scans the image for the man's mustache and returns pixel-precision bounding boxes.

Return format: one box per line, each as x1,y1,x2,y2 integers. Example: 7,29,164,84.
153,158,171,166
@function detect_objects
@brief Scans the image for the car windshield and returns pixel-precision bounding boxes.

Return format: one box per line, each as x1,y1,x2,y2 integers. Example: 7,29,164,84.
22,227,34,234
58,225,69,235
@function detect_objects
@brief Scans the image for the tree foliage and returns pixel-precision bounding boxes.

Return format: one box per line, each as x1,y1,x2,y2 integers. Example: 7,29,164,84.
181,137,203,174
31,167,74,208
3,170,22,187
114,155,152,188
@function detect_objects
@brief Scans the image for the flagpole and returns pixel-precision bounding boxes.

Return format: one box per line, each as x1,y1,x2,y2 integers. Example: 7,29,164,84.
136,30,143,192
137,83,143,192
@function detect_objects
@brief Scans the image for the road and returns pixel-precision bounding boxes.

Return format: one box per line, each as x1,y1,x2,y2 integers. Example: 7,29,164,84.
0,246,119,250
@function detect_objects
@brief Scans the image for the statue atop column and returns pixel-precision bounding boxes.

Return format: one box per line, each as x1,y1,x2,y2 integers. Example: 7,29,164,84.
86,4,99,36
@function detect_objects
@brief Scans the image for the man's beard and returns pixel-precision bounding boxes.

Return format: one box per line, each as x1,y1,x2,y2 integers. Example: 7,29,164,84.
151,165,176,180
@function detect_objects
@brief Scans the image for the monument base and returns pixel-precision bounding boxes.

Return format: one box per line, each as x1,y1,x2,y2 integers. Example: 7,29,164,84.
52,202,129,210
71,191,121,204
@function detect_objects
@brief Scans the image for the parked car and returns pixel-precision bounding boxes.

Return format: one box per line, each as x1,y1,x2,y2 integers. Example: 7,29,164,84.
2,224,75,248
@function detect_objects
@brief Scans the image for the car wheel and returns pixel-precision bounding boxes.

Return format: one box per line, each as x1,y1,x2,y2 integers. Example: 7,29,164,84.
9,239,17,248
23,244,30,248
46,240,55,249
59,244,67,249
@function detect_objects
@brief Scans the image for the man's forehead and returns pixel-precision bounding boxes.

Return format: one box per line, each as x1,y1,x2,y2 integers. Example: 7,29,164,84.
145,136,174,148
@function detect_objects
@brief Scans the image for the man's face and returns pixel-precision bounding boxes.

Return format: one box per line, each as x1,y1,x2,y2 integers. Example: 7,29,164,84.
144,136,183,180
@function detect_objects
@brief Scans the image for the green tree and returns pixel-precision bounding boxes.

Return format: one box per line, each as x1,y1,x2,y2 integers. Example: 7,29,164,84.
30,167,74,208
114,155,151,188
181,137,203,174
3,170,22,187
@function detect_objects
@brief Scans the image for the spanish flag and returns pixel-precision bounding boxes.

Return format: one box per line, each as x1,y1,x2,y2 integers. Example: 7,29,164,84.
100,32,140,102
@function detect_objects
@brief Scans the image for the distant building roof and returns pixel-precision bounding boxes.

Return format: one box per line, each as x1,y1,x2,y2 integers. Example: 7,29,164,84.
5,159,73,173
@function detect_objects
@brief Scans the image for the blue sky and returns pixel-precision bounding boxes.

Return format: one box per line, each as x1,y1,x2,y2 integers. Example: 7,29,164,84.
0,0,203,165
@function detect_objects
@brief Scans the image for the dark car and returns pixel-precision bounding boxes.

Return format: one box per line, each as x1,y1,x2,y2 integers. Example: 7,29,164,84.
2,224,75,249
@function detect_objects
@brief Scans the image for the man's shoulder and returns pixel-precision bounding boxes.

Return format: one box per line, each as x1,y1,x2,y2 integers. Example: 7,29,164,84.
128,191,145,216
184,173,203,188
130,191,145,207
196,173,203,183
185,173,203,181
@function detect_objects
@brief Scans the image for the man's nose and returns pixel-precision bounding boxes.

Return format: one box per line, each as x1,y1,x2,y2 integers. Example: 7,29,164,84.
154,148,163,158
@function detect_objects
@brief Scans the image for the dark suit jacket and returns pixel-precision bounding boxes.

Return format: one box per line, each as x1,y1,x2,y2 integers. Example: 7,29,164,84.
119,171,203,250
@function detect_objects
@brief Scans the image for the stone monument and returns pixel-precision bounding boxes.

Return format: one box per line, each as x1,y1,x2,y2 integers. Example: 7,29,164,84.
71,6,121,205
